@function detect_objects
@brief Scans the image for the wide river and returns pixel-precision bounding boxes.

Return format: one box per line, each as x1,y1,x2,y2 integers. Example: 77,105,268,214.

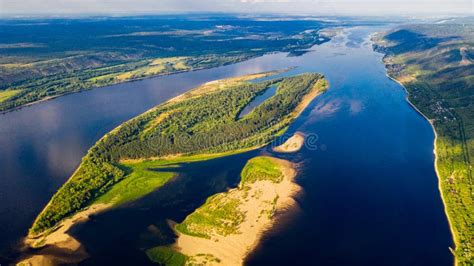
0,27,453,265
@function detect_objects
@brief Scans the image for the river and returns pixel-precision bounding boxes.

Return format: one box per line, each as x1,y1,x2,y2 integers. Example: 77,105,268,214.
0,26,452,265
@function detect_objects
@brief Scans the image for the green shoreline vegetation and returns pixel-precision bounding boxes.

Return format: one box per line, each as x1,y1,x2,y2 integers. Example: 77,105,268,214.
147,156,289,266
93,150,255,207
0,16,330,112
29,72,328,236
0,89,22,103
147,246,189,266
374,21,474,265
0,54,255,112
175,156,283,239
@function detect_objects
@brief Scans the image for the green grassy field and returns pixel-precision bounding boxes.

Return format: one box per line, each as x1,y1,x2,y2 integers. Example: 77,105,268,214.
94,150,254,207
0,89,22,103
93,160,175,206
29,72,327,236
146,247,222,266
176,194,246,239
374,20,474,265
146,246,188,266
240,156,284,185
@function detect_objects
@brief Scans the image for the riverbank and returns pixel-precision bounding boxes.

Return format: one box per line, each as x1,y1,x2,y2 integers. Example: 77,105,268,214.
372,27,472,263
147,156,300,265
0,57,260,115
18,203,110,265
385,71,459,265
19,150,258,265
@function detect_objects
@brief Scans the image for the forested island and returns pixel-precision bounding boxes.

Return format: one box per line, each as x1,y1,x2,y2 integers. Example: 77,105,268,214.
374,20,474,265
0,16,331,112
27,71,327,249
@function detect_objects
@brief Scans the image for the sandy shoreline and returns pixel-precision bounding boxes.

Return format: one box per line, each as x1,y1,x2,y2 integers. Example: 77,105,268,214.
172,157,301,265
273,132,305,153
385,72,458,265
18,203,110,266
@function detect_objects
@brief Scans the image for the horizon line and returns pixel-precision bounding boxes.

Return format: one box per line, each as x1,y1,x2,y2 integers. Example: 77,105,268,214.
0,11,472,19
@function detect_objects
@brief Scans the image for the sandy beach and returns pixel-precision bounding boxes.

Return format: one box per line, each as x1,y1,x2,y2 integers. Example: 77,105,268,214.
274,132,305,153
172,157,301,265
18,203,110,266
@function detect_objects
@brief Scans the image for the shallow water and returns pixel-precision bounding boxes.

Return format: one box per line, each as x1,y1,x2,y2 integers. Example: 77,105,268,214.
0,26,452,265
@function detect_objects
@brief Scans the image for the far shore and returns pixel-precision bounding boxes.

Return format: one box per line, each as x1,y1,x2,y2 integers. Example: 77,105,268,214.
0,66,207,115
0,53,270,115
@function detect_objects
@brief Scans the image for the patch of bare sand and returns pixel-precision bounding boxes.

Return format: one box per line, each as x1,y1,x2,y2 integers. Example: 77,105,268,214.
460,47,473,66
168,71,279,104
293,78,328,116
18,203,111,266
397,75,416,83
174,157,300,266
274,132,305,153
16,243,87,266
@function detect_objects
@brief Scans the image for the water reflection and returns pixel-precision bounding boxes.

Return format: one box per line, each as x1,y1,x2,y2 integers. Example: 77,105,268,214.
0,26,453,266
0,49,300,260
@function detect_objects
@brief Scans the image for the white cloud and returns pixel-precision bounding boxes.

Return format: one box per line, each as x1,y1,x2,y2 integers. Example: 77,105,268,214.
0,0,472,16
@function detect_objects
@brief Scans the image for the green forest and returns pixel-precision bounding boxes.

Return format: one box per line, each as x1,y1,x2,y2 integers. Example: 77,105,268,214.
29,72,327,236
0,16,331,112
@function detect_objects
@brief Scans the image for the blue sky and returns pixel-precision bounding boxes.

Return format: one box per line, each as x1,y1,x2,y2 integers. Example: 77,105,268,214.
1,0,472,15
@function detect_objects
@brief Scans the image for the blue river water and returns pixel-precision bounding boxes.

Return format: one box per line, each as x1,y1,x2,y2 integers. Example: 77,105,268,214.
0,26,452,265
238,85,278,119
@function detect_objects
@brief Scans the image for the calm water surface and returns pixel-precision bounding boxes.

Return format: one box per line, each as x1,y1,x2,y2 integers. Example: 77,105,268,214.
238,84,278,118
0,27,452,265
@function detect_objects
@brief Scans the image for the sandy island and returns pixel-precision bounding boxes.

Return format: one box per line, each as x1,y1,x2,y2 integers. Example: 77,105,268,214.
273,132,305,153
170,156,301,266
